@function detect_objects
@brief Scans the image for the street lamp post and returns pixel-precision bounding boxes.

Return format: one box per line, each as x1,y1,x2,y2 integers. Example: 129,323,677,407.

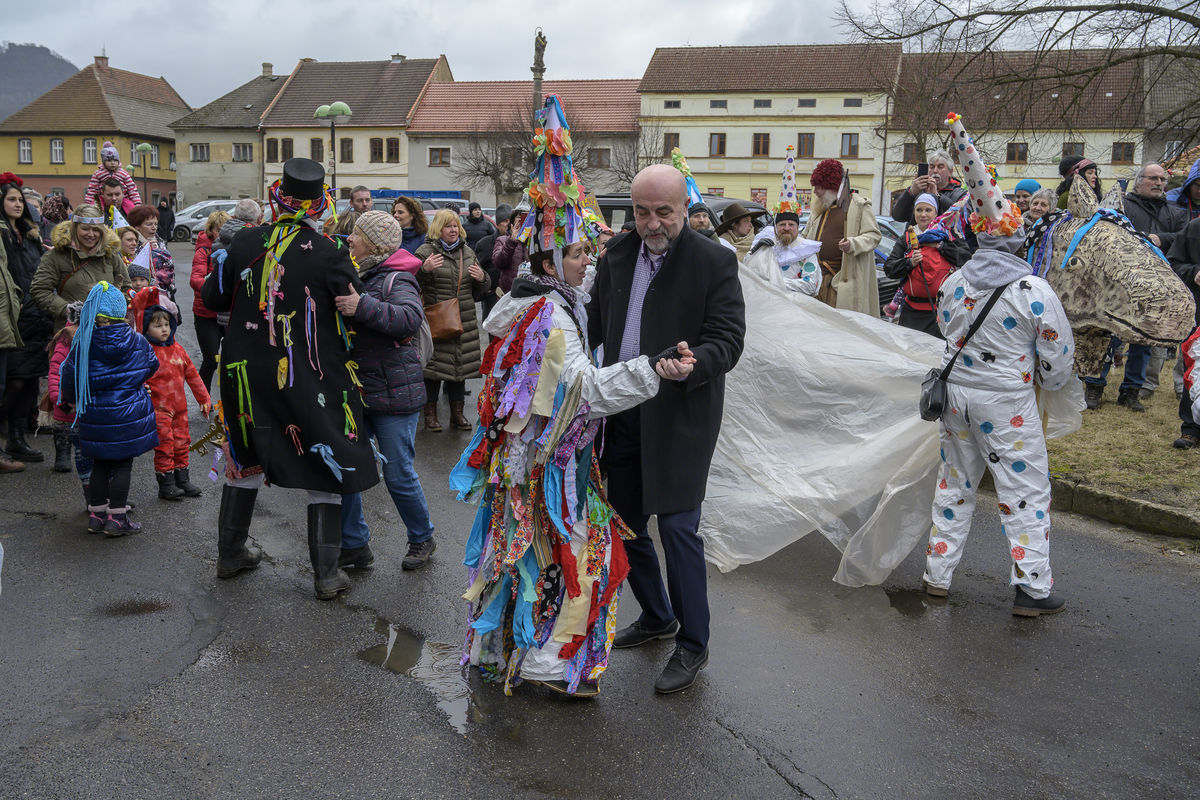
135,142,153,203
313,102,352,195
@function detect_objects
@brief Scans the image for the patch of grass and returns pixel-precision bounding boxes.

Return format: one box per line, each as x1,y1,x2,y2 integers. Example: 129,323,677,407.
1048,358,1200,510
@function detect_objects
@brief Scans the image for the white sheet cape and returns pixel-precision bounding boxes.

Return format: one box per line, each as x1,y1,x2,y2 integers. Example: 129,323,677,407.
699,263,1083,586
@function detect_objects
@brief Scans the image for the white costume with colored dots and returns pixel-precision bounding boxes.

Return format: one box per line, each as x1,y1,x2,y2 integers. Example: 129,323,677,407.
924,248,1075,598
743,226,822,297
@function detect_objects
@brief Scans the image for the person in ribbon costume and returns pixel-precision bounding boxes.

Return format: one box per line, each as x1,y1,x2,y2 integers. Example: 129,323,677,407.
202,157,379,600
451,95,695,698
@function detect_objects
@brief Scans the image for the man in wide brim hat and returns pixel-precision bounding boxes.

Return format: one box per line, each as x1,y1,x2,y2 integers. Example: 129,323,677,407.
715,202,766,260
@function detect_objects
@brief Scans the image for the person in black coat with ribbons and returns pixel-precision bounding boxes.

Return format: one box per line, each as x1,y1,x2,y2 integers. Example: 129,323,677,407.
202,158,379,600
587,164,746,694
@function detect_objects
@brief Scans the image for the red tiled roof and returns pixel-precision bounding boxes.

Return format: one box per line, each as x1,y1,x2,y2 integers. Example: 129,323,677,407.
0,60,189,138
890,50,1145,133
408,80,640,134
638,44,902,93
260,58,446,128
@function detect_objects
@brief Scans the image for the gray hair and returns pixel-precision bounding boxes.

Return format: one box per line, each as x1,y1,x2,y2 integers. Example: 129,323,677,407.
928,149,954,169
1133,162,1160,186
1031,187,1056,206
232,198,261,222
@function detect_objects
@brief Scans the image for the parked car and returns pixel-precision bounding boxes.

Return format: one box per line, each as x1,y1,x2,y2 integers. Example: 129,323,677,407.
173,199,240,242
594,193,771,232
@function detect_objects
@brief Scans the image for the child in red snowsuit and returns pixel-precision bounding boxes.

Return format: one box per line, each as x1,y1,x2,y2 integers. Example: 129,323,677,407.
130,287,211,500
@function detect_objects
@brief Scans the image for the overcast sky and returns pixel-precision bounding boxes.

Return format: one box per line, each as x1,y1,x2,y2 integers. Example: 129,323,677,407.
4,0,853,108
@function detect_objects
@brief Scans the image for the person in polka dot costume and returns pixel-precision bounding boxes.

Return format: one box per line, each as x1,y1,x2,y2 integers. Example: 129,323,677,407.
922,119,1077,616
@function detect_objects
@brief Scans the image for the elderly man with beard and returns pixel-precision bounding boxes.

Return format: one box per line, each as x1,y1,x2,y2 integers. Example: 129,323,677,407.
587,163,745,694
801,159,881,314
744,209,822,297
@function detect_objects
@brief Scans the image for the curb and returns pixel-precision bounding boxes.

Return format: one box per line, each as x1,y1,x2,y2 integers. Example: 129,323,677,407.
978,473,1200,539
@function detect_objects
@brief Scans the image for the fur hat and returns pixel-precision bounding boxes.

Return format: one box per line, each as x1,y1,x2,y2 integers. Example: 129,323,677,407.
100,141,119,161
810,159,844,192
355,210,401,255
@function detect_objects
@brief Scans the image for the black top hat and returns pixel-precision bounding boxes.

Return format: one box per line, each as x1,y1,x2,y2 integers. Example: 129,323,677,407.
280,158,326,201
714,201,766,236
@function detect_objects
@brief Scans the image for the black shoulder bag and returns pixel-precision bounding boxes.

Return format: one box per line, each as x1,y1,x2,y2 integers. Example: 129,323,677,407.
919,282,1010,421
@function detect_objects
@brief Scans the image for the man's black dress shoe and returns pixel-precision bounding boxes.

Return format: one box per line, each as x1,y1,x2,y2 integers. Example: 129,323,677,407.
653,645,708,694
612,618,680,649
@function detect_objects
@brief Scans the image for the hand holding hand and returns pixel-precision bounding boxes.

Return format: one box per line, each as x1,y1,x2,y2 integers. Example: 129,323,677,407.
468,263,485,282
838,237,852,254
654,341,696,381
423,253,444,272
334,285,360,316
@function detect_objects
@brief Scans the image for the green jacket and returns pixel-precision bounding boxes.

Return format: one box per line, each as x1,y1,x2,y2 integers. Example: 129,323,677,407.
0,241,24,350
30,224,130,329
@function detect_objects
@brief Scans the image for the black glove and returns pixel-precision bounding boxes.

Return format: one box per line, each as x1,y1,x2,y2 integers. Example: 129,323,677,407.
649,346,684,369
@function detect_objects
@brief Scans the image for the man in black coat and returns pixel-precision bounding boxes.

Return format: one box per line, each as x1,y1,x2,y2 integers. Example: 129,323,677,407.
1168,217,1200,448
202,158,379,600
587,164,746,694
156,199,175,242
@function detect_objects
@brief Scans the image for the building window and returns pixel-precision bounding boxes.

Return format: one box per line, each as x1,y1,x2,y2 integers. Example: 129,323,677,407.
754,99,772,109
130,141,141,165
709,132,726,157
386,137,400,163
151,191,161,206
710,99,727,109
843,98,863,108
429,147,450,167
840,133,859,158
189,143,210,162
663,132,680,157
1163,140,1183,161
1006,142,1029,164
369,137,384,163
340,138,353,163
1062,142,1084,159
752,133,770,157
281,138,294,160
82,138,97,164
708,187,724,197
589,148,612,169
1112,141,1135,164
797,133,815,159
902,142,922,164
232,143,253,162
150,144,160,167
168,152,175,171
750,187,767,205
664,100,681,109
797,98,816,108
50,138,64,164
266,138,278,162
17,138,32,163
310,138,323,162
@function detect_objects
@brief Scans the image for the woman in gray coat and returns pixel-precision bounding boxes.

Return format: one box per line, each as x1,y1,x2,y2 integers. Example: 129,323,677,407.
414,209,490,431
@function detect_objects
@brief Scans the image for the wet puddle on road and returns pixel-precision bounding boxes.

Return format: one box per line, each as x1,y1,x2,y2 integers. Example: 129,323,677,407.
884,587,946,617
357,617,477,735
100,597,172,616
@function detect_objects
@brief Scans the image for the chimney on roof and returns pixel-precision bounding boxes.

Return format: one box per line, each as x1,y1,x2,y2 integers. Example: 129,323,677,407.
391,54,406,64
262,62,273,77
94,55,109,69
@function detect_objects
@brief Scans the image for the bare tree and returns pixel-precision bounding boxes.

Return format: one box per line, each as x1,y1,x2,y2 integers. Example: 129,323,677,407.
840,0,1200,153
610,118,667,191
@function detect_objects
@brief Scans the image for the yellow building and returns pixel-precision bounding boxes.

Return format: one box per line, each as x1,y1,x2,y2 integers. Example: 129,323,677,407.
258,55,453,198
637,45,901,213
0,55,189,205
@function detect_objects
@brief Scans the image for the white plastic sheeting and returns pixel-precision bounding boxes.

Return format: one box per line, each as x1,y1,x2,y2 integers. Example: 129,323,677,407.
699,264,1082,586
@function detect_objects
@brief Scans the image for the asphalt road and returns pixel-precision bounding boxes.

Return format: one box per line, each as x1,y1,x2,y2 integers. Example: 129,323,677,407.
1,245,1197,799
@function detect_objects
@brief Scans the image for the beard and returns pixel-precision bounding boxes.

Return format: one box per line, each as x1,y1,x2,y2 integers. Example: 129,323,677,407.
777,230,798,246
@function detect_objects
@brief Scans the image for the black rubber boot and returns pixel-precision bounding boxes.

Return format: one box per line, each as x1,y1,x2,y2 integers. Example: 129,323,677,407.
6,422,44,462
1117,388,1146,412
1084,384,1104,410
216,485,262,578
52,430,72,473
308,503,351,600
157,471,184,500
175,467,203,497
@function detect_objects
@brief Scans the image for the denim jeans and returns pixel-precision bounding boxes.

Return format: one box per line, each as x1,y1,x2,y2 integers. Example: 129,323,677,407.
341,411,434,549
1083,336,1149,393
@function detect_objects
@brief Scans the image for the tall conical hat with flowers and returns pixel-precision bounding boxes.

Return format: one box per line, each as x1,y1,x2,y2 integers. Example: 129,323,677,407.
516,95,587,264
775,145,802,223
944,112,1023,235
670,147,704,208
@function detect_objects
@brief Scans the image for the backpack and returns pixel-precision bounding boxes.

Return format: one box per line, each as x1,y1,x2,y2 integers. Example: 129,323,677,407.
383,270,433,368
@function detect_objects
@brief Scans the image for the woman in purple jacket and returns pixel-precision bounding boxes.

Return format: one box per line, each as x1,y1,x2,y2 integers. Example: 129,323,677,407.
334,211,436,571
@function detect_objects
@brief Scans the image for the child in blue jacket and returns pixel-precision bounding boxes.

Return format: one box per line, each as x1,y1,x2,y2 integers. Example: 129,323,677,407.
60,281,159,535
